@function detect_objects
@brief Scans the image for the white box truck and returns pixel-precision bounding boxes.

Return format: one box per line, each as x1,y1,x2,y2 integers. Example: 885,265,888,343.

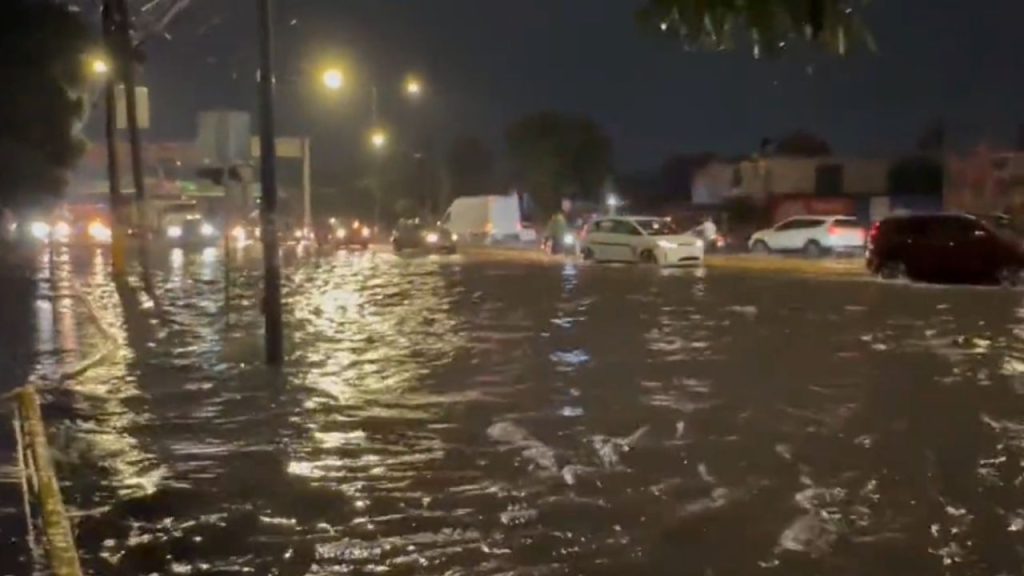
441,194,522,243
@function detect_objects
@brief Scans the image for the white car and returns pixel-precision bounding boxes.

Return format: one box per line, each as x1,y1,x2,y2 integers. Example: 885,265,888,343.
748,215,865,257
580,216,704,266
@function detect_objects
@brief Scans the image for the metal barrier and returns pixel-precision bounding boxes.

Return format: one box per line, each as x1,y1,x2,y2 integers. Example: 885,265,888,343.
2,386,83,576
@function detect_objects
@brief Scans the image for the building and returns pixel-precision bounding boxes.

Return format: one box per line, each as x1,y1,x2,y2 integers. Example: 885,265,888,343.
945,147,1024,218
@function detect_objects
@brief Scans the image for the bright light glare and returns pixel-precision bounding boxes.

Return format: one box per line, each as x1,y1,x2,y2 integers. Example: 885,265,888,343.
322,68,344,90
88,221,112,243
30,221,50,240
606,194,621,207
336,228,347,239
405,78,422,96
361,227,371,238
562,233,576,246
52,221,71,242
370,129,387,150
451,232,458,241
231,226,247,244
166,225,183,239
200,222,216,237
91,58,110,75
425,232,439,244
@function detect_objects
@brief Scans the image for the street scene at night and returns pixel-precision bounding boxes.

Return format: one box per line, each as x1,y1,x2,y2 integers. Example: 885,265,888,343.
4,1,1024,575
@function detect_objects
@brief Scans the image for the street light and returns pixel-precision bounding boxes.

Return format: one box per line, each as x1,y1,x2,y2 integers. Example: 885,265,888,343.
405,77,423,98
369,128,388,151
90,57,110,75
321,68,344,91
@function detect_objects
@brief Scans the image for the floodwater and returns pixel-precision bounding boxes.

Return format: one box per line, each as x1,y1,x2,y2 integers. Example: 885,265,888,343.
12,246,1024,574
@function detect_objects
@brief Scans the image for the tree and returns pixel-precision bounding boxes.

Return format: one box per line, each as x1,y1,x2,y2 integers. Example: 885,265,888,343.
506,112,613,214
773,130,832,157
0,0,93,209
636,0,876,58
446,136,495,198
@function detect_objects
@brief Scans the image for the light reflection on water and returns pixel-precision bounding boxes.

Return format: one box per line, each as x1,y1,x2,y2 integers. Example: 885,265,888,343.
43,252,1024,575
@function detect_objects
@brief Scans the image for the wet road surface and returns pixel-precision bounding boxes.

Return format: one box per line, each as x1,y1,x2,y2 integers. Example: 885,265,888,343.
13,246,1024,574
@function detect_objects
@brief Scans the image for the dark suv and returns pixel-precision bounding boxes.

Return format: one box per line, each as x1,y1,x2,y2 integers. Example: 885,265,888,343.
867,213,1024,285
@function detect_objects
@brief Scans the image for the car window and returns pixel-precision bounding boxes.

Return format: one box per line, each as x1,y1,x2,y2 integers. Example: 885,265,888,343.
633,219,681,236
831,218,861,229
592,219,616,234
611,220,642,236
775,218,822,231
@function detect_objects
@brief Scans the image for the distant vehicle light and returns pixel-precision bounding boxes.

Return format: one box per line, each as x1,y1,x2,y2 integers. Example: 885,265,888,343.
166,225,183,239
451,232,458,242
30,221,50,240
425,232,440,244
200,222,216,237
336,228,347,239
694,239,704,248
361,227,371,238
231,226,247,244
52,221,72,243
353,220,361,229
87,221,112,243
562,233,576,246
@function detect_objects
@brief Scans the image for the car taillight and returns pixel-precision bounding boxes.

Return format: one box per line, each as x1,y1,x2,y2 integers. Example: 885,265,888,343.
828,226,839,236
867,223,880,245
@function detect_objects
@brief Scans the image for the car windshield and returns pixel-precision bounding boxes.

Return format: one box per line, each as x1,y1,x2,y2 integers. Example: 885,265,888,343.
633,219,680,235
977,214,1022,240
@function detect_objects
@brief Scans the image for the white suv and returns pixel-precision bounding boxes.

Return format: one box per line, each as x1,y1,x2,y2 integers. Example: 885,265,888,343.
748,215,865,257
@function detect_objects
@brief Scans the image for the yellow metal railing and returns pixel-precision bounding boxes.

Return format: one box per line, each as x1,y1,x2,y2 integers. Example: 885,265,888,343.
3,386,83,576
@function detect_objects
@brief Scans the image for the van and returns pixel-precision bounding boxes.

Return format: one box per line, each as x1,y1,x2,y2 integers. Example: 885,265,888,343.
867,213,1024,285
441,194,522,243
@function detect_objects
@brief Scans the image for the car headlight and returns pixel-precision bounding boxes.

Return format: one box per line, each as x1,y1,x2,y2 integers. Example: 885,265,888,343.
562,233,576,245
52,221,71,242
200,222,216,237
361,227,371,238
166,225,183,239
336,228,347,239
657,240,678,248
451,232,458,242
231,226,247,243
425,232,439,244
87,221,112,243
30,221,50,240
694,239,704,248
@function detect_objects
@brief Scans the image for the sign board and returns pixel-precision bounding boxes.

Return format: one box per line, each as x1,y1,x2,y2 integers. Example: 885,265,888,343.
250,136,305,159
115,85,150,130
197,110,252,164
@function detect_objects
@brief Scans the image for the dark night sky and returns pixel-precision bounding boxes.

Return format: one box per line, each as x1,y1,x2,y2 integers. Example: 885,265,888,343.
129,0,1024,171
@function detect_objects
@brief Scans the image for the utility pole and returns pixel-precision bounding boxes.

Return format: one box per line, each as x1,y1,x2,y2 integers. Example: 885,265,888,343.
101,0,125,277
112,0,148,236
258,0,284,366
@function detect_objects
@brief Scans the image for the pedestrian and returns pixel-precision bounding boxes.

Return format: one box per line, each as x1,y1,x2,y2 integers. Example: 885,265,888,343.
545,210,569,254
698,215,718,242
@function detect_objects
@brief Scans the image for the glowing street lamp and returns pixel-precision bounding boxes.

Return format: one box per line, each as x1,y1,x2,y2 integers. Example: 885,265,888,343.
405,77,423,97
321,68,344,91
90,57,110,75
369,128,388,150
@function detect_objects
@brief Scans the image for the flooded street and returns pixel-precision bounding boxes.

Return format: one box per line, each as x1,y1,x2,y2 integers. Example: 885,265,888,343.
23,248,1024,574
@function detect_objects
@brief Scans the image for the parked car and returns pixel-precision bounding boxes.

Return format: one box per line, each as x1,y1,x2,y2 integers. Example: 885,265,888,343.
748,215,865,257
867,213,1024,285
391,219,457,253
579,216,704,266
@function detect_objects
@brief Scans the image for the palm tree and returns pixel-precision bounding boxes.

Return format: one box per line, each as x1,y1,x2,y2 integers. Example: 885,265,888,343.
636,0,876,57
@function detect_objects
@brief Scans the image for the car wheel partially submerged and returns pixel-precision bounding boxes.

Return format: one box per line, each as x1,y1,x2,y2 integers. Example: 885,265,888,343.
639,250,658,265
751,240,770,254
998,266,1022,287
581,247,594,261
803,240,823,258
878,260,908,281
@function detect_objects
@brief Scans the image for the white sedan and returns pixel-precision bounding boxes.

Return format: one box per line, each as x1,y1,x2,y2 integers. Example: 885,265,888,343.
579,216,704,266
748,215,865,257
